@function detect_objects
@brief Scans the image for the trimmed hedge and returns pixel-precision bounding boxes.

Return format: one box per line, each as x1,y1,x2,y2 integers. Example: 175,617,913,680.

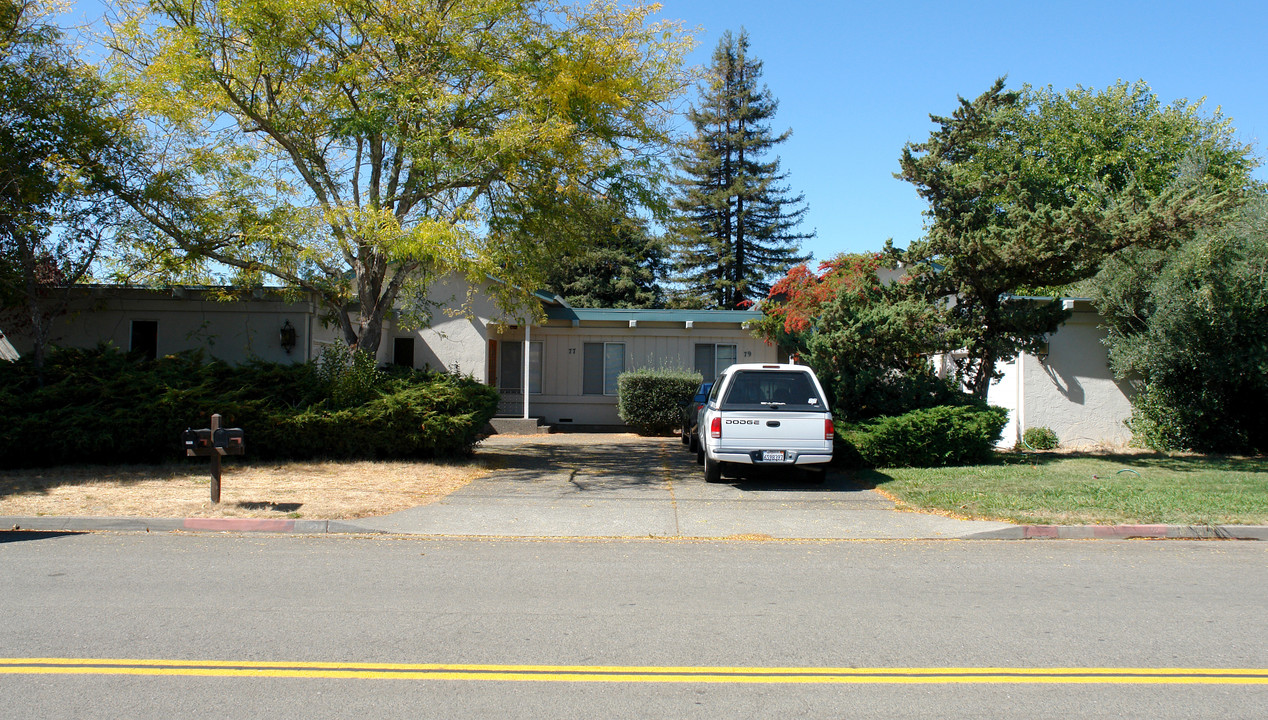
837,404,1009,468
616,368,701,435
0,345,499,468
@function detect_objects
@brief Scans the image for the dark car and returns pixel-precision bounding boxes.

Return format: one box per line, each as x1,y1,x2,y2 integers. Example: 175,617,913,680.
680,381,714,452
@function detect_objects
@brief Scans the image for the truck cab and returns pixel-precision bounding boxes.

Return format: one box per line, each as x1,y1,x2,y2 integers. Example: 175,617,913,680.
697,363,834,483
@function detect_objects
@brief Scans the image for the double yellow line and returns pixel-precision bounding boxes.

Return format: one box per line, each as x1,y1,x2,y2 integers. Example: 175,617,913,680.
2,659,1266,684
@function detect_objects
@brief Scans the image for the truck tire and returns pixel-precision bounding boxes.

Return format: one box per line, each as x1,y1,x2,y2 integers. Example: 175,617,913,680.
704,454,723,483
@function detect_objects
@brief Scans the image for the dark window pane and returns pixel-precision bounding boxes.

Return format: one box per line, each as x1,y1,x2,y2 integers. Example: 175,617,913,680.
694,344,714,380
583,343,603,395
393,337,415,367
130,320,157,361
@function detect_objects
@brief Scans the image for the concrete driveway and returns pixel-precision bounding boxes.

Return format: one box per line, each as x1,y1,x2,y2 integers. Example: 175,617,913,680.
354,434,1013,539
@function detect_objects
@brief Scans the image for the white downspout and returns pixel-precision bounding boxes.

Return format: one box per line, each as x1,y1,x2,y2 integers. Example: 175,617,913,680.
522,322,530,420
1017,354,1026,445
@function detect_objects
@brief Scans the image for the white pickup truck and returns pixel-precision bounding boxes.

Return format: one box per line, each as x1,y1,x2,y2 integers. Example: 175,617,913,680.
696,363,834,483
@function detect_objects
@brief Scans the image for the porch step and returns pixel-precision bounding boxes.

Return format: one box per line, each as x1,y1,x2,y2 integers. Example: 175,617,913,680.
487,417,552,435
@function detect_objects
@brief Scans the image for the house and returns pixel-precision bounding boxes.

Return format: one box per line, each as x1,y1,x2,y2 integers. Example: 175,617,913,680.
5,276,776,431
3,277,1135,444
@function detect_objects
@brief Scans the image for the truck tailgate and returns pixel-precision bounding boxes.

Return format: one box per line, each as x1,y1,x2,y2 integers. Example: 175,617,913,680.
719,411,829,449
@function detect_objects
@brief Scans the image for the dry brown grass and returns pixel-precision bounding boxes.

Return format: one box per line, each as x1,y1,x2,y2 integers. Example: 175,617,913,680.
0,459,490,520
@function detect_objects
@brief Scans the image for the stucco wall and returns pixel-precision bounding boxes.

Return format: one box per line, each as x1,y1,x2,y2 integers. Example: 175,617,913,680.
11,288,318,365
371,275,506,379
1023,311,1133,447
989,309,1134,448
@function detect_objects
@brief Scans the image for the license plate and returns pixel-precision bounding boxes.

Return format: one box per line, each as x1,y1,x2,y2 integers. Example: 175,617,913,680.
761,451,786,462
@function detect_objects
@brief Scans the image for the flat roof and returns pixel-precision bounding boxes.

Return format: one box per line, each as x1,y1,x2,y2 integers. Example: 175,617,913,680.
544,307,762,324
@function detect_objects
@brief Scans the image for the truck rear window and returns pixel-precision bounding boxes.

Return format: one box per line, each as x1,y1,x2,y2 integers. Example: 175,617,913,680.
720,370,825,411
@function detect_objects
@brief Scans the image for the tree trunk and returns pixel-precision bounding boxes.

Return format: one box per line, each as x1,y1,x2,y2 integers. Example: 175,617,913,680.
969,348,996,401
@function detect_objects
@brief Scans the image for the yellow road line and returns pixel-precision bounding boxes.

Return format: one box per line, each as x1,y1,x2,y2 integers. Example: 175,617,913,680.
0,659,1265,684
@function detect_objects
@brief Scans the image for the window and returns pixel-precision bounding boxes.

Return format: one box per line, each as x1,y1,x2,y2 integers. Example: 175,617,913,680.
393,337,415,367
583,342,625,395
694,343,737,380
721,370,825,411
499,341,542,394
130,320,157,361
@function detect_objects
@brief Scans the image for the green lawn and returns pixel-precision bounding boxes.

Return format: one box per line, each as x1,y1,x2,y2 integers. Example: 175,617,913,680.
857,453,1268,526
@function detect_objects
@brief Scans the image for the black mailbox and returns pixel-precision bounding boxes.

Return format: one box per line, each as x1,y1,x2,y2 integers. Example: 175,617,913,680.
212,427,245,455
183,427,212,451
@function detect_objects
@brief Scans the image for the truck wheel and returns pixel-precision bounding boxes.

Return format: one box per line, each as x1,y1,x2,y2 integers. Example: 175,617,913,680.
696,444,704,465
704,454,723,483
689,433,699,453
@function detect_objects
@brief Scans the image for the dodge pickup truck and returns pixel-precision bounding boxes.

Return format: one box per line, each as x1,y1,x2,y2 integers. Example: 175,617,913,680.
696,363,834,483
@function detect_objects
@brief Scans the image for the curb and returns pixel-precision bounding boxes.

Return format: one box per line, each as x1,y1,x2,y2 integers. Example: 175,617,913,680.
3,516,1266,540
2,516,384,535
964,524,1268,541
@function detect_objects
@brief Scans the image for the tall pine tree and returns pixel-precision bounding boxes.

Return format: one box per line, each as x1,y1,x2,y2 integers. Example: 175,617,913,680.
670,29,811,309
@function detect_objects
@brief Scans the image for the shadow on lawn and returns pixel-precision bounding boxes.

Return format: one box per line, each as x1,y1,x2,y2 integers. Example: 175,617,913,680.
998,451,1267,473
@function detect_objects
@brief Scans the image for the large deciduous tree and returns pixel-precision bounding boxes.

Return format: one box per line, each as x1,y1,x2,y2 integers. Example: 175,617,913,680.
109,0,692,352
1,0,138,375
670,28,810,309
896,78,1254,399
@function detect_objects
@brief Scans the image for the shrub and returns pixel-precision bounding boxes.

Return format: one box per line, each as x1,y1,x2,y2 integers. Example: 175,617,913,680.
0,345,499,467
1021,426,1059,451
838,404,1008,468
616,368,701,435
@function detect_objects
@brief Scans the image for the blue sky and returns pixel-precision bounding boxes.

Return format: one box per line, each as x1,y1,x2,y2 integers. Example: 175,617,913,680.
660,0,1268,262
61,0,1268,265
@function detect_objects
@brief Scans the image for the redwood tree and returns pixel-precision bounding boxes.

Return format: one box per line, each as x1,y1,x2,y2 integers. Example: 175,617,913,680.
670,29,811,309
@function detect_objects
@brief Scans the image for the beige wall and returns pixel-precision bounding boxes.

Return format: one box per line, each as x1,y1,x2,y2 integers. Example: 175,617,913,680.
12,288,318,365
989,308,1134,448
1024,311,1134,447
491,322,775,425
372,275,506,379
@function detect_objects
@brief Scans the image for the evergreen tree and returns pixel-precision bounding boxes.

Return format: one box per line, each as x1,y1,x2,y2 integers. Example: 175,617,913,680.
670,29,811,309
543,201,665,308
897,78,1253,399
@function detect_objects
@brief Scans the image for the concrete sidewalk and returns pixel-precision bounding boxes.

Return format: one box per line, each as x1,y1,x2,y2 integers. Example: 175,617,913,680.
4,434,1266,540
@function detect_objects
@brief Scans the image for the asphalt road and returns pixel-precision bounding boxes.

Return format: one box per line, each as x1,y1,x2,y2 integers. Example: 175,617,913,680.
2,532,1265,719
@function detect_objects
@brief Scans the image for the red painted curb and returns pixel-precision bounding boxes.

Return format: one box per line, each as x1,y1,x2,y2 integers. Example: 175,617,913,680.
1024,526,1060,538
1093,524,1169,538
182,518,296,532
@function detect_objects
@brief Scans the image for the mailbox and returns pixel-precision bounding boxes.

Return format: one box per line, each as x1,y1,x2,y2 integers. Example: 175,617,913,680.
183,427,212,452
212,427,245,455
180,413,243,504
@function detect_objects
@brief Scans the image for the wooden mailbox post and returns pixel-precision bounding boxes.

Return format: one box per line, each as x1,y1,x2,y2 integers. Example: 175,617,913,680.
182,414,245,503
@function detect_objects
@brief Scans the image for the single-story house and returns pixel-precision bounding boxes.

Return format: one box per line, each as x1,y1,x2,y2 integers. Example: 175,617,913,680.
5,275,777,430
3,278,1135,445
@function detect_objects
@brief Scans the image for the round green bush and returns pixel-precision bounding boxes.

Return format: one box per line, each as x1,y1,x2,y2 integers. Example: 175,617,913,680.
1022,426,1059,451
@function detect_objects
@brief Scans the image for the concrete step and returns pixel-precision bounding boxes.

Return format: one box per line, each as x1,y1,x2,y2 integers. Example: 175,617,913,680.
487,417,552,435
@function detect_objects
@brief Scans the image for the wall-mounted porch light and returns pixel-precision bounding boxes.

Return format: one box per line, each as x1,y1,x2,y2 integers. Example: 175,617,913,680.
280,320,297,354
